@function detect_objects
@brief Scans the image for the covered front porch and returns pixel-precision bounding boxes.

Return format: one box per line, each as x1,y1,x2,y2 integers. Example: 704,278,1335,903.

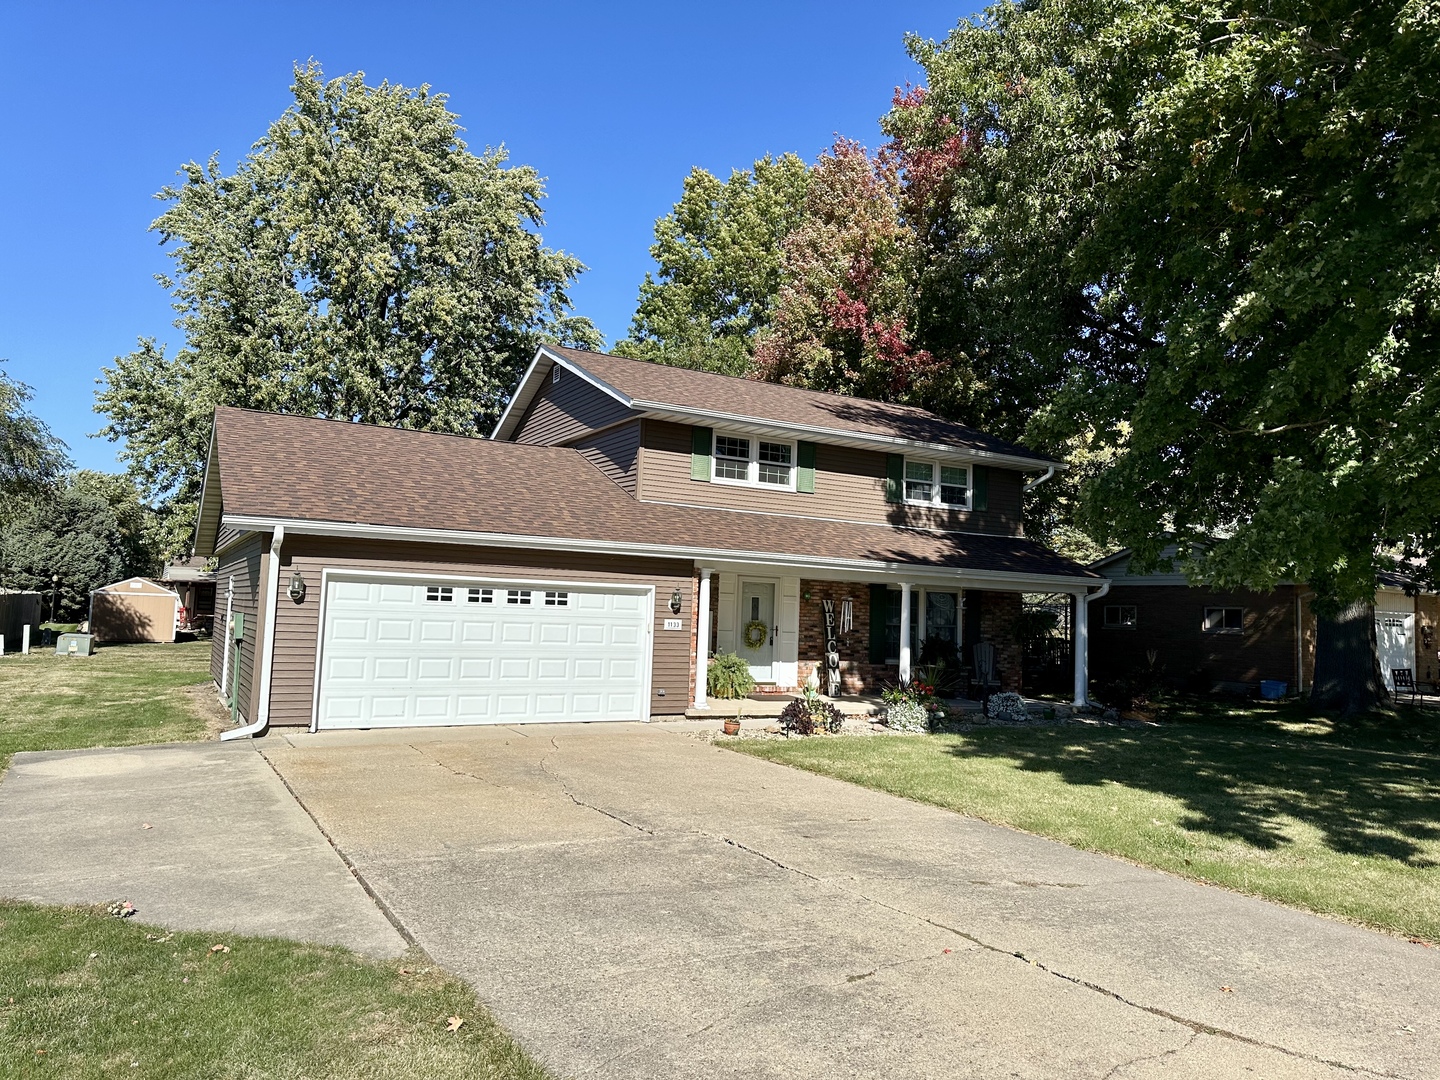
689,560,1103,710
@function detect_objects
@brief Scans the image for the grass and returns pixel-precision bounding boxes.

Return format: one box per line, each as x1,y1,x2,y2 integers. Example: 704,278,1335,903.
0,640,215,771
0,901,552,1080
728,699,1440,941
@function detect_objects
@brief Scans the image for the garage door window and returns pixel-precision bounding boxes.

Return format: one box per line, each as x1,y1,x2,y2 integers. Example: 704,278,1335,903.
426,586,454,602
507,590,532,605
544,591,569,606
468,588,493,603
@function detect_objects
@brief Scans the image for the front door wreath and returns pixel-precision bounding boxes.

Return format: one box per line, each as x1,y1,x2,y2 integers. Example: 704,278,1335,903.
742,619,769,650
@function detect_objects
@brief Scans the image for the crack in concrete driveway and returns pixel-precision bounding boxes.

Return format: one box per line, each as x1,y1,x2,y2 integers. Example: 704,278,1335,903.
260,724,1438,1080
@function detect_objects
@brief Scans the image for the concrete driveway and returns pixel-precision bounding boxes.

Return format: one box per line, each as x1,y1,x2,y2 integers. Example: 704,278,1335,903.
260,723,1438,1080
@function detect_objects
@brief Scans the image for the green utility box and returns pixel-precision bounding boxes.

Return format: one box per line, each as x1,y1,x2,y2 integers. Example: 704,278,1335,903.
232,613,244,641
55,633,95,657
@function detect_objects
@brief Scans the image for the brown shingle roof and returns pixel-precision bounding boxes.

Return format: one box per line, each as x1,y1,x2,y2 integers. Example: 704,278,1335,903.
547,346,1055,465
205,408,1094,581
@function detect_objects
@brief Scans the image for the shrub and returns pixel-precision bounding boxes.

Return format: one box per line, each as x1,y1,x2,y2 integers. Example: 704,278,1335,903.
885,699,930,732
708,652,755,699
779,691,844,736
986,691,1029,722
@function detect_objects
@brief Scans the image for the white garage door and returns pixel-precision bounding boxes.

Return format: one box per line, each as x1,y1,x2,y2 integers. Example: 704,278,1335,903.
316,575,651,729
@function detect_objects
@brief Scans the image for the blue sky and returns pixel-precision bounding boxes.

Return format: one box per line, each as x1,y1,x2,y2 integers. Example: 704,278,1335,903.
0,1,967,472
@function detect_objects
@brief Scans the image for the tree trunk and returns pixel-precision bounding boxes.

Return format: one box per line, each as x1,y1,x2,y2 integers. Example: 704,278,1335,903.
1309,597,1388,715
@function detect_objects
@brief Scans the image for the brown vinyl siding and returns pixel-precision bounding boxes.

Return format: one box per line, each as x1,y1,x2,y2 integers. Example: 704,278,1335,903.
513,370,636,445
638,420,1024,536
1090,583,1310,691
571,420,641,496
209,533,264,723
264,536,695,726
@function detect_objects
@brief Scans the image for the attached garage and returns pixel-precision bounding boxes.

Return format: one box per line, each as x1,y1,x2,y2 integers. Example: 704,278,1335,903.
314,572,653,729
1375,590,1416,692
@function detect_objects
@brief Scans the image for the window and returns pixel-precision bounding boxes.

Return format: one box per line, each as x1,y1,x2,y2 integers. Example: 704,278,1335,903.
904,458,970,509
425,586,454,602
883,588,960,661
712,432,796,489
506,590,532,605
1104,605,1137,628
757,441,792,486
468,588,493,604
1203,607,1243,634
715,436,750,481
544,591,569,606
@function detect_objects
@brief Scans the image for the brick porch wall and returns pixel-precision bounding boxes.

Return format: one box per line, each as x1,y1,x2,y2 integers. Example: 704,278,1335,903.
797,580,890,694
796,581,1026,695
976,590,1024,692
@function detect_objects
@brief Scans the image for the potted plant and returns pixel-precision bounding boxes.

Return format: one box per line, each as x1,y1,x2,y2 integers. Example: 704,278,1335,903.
722,708,743,736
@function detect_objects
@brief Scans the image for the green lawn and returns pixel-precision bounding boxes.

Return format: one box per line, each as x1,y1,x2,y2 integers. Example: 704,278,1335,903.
729,702,1440,941
0,902,552,1080
0,640,215,771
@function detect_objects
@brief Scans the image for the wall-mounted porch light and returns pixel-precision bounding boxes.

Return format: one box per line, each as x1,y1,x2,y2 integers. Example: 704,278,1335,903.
287,570,307,603
669,586,683,614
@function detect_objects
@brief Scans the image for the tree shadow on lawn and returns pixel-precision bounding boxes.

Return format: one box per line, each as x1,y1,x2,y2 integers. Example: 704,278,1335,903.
942,708,1440,867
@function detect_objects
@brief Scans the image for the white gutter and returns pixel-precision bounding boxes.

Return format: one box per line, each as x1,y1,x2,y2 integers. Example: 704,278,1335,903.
220,525,283,741
1024,466,1057,492
220,514,1099,592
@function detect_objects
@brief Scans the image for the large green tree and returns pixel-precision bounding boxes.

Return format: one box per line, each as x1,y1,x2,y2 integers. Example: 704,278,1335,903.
97,63,600,554
617,154,810,374
1,365,69,515
892,0,1440,711
3,472,161,621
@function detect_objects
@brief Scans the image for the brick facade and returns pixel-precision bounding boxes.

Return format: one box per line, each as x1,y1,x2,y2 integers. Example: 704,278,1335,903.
795,580,1026,696
975,590,1024,692
796,580,887,694
1090,583,1309,692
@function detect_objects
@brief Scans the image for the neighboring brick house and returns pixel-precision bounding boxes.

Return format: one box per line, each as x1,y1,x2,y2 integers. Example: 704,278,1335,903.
194,346,1103,738
1089,548,1436,694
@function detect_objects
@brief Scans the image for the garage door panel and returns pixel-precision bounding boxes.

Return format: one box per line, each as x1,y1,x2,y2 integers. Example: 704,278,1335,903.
316,576,651,729
374,657,410,680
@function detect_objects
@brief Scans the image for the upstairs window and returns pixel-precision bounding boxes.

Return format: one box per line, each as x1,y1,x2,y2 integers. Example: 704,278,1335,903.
712,432,796,490
1203,607,1243,634
904,459,970,509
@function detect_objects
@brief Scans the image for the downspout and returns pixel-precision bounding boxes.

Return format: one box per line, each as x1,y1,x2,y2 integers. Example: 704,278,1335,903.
221,525,283,741
1074,579,1112,707
1024,465,1057,492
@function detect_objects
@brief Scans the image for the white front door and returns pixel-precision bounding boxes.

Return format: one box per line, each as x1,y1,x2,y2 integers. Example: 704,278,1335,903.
739,580,775,682
315,575,651,729
1376,612,1415,691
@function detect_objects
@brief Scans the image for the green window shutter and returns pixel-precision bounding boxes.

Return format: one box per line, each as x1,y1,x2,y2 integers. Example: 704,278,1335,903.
796,441,816,493
972,464,988,511
868,584,889,663
884,454,904,503
690,426,712,481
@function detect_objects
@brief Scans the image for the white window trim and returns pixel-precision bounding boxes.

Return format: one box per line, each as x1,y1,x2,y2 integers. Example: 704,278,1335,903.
711,431,798,492
902,457,972,510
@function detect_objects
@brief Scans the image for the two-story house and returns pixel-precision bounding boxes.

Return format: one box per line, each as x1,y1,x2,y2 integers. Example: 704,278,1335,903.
192,345,1102,737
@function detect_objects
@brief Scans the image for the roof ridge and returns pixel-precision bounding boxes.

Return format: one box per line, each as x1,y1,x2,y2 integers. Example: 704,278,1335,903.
553,347,973,427
215,407,585,452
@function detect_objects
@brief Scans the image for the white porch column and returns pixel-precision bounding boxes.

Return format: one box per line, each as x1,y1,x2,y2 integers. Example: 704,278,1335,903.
898,582,913,685
1073,590,1089,706
693,568,713,708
